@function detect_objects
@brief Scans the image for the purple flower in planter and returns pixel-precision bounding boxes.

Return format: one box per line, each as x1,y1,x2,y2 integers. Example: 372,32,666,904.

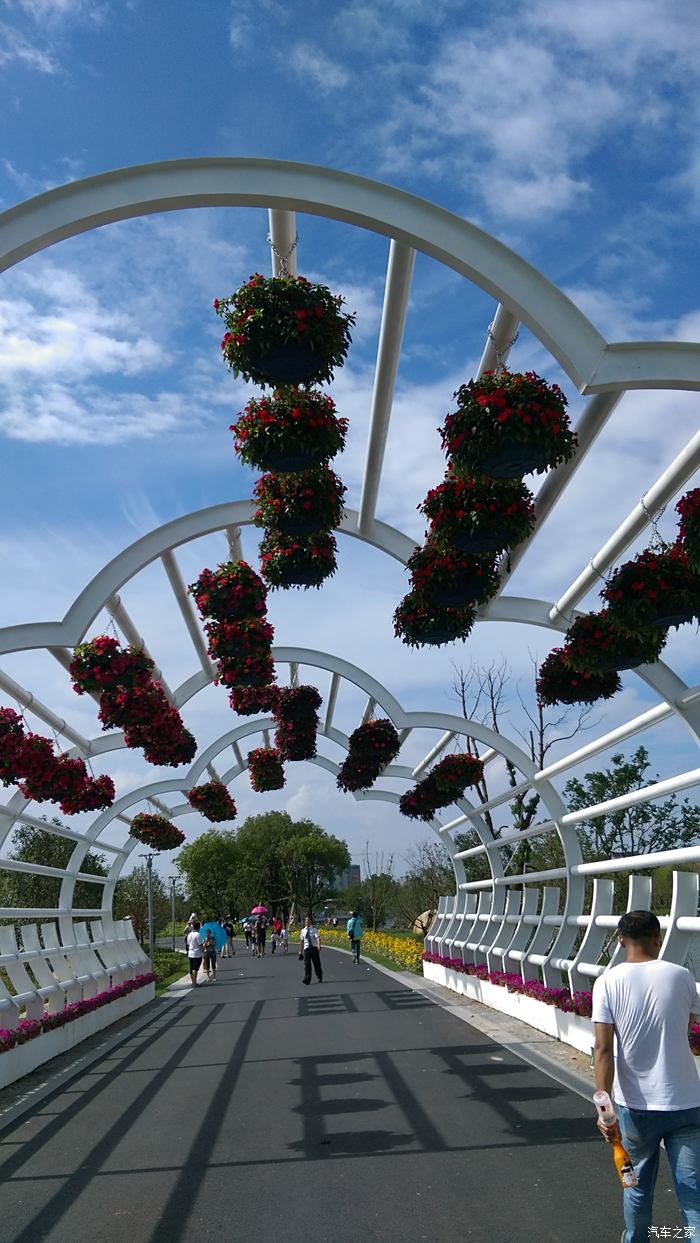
0,1028,17,1052
15,1018,42,1044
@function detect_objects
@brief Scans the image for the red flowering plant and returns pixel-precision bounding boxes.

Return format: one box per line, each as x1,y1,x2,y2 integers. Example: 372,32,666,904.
229,684,280,716
129,812,185,852
247,746,285,792
232,390,349,473
600,544,700,631
253,465,346,537
419,473,536,554
406,539,501,610
217,652,276,688
273,685,322,761
186,781,237,823
393,591,476,648
426,753,484,808
0,707,26,785
337,718,401,793
141,722,197,768
98,683,196,767
564,610,666,674
188,561,267,623
215,273,355,387
439,371,577,479
204,617,275,663
398,785,439,823
536,646,622,707
676,489,700,573
259,530,337,590
54,766,115,816
70,636,154,695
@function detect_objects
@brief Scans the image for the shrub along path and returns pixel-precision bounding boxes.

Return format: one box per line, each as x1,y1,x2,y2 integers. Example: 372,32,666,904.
0,946,650,1242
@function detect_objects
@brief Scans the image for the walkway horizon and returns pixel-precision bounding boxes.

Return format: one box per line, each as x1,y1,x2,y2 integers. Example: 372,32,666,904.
0,947,679,1242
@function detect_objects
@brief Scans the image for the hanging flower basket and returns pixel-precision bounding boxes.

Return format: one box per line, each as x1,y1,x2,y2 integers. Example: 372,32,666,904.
228,684,280,716
248,747,285,792
419,474,536,554
204,617,275,663
337,718,402,793
393,593,476,647
129,813,185,852
439,371,577,479
10,731,115,813
406,541,501,610
398,786,439,823
259,531,337,590
274,685,322,761
98,684,197,767
57,770,115,816
564,611,667,674
536,647,622,706
142,726,197,768
425,752,484,807
217,653,277,689
70,636,154,696
0,707,26,786
253,466,346,536
601,545,700,631
214,273,355,387
231,390,349,473
189,561,267,623
186,781,238,823
677,489,700,573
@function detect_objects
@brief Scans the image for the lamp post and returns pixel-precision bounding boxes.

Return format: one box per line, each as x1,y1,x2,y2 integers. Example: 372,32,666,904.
140,852,155,967
169,876,177,952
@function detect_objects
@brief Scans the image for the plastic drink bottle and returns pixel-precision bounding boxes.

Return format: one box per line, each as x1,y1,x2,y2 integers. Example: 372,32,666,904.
593,1091,639,1188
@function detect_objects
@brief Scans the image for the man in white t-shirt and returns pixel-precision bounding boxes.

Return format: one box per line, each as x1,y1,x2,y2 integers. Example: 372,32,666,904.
592,909,700,1243
185,920,203,988
299,916,322,985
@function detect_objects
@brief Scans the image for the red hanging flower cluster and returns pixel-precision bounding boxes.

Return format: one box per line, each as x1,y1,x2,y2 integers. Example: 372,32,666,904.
228,684,281,717
231,390,349,473
129,812,185,852
189,560,278,692
259,530,338,590
96,681,196,767
399,752,484,821
247,747,285,792
0,708,115,814
393,594,476,649
337,718,401,793
253,465,346,536
406,540,501,611
439,370,576,479
419,473,536,555
676,488,700,573
564,611,666,675
70,636,154,695
536,647,622,707
601,545,700,632
274,685,323,761
186,781,237,823
215,273,355,388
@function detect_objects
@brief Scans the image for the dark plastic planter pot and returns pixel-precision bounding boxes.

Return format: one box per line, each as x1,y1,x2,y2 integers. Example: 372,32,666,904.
591,653,649,672
645,608,697,628
251,340,321,386
427,579,487,609
451,527,511,554
257,447,323,473
479,442,549,479
275,511,324,536
414,628,462,646
276,565,323,588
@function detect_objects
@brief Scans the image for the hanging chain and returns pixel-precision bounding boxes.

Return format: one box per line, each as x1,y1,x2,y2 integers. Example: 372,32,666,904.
640,494,668,550
487,321,519,376
267,231,299,277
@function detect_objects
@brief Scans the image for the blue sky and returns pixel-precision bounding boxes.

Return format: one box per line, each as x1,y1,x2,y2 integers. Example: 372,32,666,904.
0,0,699,879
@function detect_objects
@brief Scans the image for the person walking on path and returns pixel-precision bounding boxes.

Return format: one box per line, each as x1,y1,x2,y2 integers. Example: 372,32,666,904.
280,926,289,953
223,919,235,957
185,919,203,988
300,915,322,985
202,928,218,982
256,914,267,958
592,909,700,1243
346,910,364,963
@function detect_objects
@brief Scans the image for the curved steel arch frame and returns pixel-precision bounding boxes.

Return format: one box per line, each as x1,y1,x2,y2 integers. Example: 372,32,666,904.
0,158,699,1005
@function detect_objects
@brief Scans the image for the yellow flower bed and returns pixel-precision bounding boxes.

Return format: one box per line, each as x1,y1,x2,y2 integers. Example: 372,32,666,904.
319,927,424,974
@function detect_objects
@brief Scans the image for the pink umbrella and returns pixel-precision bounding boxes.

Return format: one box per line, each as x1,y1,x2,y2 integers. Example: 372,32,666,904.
251,904,268,914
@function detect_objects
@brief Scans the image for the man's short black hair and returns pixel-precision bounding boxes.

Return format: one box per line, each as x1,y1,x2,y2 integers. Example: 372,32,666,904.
617,910,661,941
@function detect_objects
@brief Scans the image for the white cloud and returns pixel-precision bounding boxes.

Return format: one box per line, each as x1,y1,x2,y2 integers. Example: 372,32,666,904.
286,43,351,93
0,22,58,72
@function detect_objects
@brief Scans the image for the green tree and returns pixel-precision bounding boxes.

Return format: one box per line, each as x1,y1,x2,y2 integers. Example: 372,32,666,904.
279,820,350,920
394,840,457,933
113,864,171,945
175,829,239,918
0,820,108,920
233,812,296,917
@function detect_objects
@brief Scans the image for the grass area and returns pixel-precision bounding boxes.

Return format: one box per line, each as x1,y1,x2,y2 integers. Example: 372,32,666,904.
319,928,424,974
152,947,189,996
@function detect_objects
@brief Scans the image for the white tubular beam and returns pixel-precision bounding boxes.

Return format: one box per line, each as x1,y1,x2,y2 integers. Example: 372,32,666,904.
206,763,220,782
551,428,700,622
497,390,623,586
263,729,271,749
0,906,104,919
106,593,174,702
289,662,299,688
497,867,569,886
0,804,127,853
412,731,455,777
0,667,92,753
231,742,244,768
268,209,297,276
323,673,340,733
358,240,416,532
562,767,700,825
454,816,559,859
0,857,106,883
161,549,215,678
398,728,411,744
477,304,520,378
226,526,243,561
538,703,672,782
146,795,175,818
360,697,377,726
47,646,73,673
459,879,495,891
572,845,700,877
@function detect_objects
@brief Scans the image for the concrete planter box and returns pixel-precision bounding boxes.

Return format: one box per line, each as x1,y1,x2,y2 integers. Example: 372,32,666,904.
0,983,155,1090
423,961,594,1054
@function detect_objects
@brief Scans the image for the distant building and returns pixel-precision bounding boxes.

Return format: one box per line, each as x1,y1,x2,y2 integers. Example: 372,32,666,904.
332,863,361,891
350,864,361,885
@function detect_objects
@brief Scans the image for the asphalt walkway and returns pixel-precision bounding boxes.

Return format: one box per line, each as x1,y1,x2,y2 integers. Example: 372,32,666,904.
0,945,673,1242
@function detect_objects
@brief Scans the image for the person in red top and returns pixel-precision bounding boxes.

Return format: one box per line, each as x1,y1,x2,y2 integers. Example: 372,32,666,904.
274,916,283,935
